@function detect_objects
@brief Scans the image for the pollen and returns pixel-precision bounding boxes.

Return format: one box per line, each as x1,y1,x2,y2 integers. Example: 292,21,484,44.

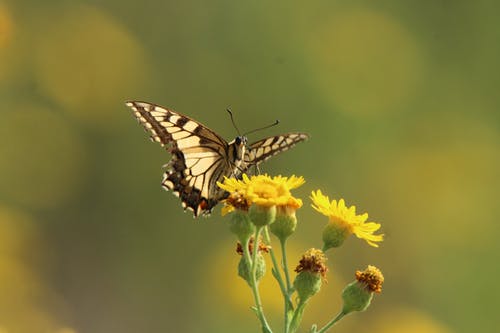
236,237,271,256
355,265,384,293
294,248,328,280
226,192,251,211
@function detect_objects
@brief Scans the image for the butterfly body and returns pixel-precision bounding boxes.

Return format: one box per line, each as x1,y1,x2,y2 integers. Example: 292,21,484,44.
227,136,248,171
126,101,308,217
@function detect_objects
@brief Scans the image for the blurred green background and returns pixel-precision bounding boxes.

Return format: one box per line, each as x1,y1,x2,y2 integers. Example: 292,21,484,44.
1,0,499,332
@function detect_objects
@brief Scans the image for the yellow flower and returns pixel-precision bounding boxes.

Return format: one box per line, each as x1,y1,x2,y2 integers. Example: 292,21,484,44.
218,174,304,211
311,190,383,248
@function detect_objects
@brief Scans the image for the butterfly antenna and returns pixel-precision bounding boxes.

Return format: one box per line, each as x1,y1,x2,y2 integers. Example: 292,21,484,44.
243,119,280,137
227,107,242,136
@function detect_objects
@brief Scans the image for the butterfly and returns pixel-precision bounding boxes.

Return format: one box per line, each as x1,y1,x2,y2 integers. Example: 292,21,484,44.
126,101,309,217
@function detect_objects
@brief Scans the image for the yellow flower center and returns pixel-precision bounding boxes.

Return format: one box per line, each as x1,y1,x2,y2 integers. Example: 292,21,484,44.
251,180,283,198
329,215,354,233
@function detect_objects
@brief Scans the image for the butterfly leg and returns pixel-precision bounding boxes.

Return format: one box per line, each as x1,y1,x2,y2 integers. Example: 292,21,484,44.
254,163,262,175
232,164,246,177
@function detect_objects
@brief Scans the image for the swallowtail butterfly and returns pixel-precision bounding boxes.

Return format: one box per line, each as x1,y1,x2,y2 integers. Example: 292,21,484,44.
126,101,308,217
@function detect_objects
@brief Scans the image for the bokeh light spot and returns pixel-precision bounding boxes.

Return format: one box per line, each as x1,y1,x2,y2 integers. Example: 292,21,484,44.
0,206,73,332
371,307,452,333
0,3,15,84
0,105,87,209
381,116,499,248
0,3,13,48
34,4,148,127
308,8,424,116
0,206,39,258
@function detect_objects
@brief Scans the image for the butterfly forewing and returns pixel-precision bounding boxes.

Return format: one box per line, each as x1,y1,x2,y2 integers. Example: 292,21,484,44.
126,101,232,216
127,101,227,148
244,133,309,166
126,101,309,217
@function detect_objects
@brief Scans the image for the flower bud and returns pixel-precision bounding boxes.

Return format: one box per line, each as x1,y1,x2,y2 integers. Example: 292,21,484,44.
322,222,349,250
341,265,384,314
293,248,328,302
341,280,373,313
248,204,276,227
238,254,266,285
228,210,255,243
294,271,322,302
236,238,270,285
270,205,298,241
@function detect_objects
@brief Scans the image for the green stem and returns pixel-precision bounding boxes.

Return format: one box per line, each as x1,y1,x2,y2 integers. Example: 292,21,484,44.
289,299,308,333
262,227,293,333
246,226,272,333
262,228,288,299
315,311,346,333
251,227,261,278
280,237,294,333
280,239,292,291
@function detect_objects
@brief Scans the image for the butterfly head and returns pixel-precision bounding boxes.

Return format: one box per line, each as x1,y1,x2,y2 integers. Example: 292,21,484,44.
229,135,248,162
234,136,248,147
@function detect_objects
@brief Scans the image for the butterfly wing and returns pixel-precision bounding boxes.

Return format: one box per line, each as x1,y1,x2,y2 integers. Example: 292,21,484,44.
244,133,309,168
126,101,231,216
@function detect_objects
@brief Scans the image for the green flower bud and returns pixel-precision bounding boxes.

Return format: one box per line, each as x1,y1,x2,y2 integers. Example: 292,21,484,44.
341,281,373,313
249,204,276,227
341,265,384,314
228,210,255,243
294,271,322,302
322,222,350,250
293,248,328,302
270,206,297,241
238,254,266,285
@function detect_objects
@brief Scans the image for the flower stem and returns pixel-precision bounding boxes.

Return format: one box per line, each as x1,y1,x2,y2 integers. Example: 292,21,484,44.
315,311,346,333
262,227,288,298
280,239,292,291
289,299,307,333
262,227,293,333
246,226,273,333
